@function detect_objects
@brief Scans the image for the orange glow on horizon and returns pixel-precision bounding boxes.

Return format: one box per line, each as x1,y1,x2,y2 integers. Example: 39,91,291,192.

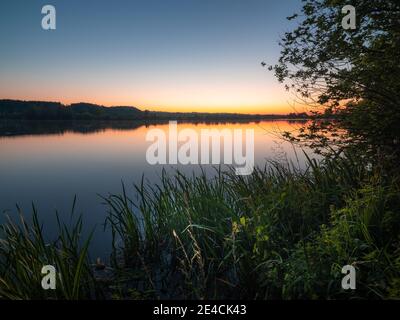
1,79,300,115
1,94,297,115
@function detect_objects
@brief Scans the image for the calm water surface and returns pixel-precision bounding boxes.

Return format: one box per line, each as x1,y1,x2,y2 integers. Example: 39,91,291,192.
0,120,312,258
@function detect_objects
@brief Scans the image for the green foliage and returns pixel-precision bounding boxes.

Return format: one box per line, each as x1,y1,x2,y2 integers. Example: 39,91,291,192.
270,0,400,166
283,180,400,299
103,156,400,299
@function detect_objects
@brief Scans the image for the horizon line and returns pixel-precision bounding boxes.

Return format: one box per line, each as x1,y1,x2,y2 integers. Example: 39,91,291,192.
0,98,304,116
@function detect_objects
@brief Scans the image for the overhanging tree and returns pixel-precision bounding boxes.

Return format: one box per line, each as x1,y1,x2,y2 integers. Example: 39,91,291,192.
268,0,400,167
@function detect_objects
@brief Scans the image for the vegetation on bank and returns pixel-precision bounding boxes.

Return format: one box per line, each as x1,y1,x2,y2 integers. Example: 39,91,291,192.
0,154,399,299
268,0,400,165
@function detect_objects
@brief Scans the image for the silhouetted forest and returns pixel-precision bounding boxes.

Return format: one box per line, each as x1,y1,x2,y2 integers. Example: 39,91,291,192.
0,99,309,121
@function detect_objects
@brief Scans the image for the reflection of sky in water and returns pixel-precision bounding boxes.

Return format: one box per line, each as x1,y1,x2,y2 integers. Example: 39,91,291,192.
0,121,315,259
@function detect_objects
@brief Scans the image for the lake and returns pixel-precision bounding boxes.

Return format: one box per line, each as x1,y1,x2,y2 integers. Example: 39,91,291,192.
0,120,313,259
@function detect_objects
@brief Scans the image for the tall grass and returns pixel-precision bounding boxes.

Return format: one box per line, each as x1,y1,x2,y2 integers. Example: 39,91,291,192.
0,198,101,299
1,154,399,299
103,154,400,299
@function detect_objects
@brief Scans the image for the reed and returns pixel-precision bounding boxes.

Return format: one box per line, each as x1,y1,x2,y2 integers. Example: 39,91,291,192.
103,154,400,299
1,154,399,299
0,198,101,299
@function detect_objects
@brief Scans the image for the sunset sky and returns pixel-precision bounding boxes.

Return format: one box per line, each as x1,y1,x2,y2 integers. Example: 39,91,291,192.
0,0,302,114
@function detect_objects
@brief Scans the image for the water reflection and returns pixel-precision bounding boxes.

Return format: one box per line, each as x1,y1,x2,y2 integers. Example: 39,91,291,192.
0,120,311,258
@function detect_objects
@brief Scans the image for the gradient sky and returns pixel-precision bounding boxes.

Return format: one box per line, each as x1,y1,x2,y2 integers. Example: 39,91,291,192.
0,0,302,114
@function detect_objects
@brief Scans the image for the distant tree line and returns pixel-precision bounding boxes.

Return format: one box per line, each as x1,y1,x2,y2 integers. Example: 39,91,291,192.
0,99,310,121
0,100,143,120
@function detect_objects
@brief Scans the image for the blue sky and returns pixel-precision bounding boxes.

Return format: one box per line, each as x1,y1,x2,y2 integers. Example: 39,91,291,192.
0,0,302,113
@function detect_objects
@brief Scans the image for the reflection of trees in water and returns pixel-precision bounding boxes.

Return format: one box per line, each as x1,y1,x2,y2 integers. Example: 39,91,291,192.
0,119,306,138
0,120,143,137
